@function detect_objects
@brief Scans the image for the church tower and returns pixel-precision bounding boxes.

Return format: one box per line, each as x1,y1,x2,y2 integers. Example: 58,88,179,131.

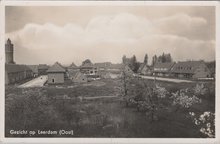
5,38,15,64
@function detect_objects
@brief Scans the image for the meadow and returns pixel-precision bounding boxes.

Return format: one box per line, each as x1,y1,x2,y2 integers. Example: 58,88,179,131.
5,78,215,138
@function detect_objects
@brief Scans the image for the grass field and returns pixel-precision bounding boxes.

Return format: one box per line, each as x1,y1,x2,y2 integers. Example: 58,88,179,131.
5,78,215,138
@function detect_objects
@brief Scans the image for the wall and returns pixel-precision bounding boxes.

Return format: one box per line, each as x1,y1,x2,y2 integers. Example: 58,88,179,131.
48,73,64,84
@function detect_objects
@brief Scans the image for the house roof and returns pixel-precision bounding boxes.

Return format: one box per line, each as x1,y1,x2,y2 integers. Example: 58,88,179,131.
70,71,86,79
137,63,151,73
74,71,86,79
68,69,80,77
94,62,111,69
69,62,77,68
38,64,49,70
47,62,66,73
153,62,175,72
171,61,205,74
6,64,32,73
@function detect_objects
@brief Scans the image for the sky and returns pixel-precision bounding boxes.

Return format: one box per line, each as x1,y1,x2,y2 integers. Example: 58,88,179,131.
5,6,216,66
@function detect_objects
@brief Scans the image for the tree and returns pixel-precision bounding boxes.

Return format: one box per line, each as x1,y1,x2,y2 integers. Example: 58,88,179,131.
82,59,92,65
157,53,173,63
114,64,135,107
189,111,215,138
151,55,157,66
165,53,172,62
130,55,139,72
144,54,148,65
122,55,126,64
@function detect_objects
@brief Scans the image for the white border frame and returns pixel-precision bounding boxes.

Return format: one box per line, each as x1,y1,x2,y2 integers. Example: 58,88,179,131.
0,1,219,144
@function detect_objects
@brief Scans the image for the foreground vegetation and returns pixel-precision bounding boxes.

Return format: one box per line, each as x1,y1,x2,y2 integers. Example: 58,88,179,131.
5,78,215,137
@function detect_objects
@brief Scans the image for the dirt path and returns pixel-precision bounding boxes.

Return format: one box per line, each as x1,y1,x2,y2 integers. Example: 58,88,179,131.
18,75,48,88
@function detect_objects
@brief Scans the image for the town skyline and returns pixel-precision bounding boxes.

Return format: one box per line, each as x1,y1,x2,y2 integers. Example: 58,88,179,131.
6,6,215,65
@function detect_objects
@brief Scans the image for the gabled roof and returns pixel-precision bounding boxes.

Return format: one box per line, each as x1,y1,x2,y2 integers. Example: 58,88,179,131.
137,63,151,73
68,69,80,77
153,62,175,72
47,62,66,73
6,64,32,73
171,61,205,74
69,62,77,68
74,71,86,79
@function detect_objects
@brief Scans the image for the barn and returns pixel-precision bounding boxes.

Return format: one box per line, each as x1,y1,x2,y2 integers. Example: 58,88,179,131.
47,62,66,84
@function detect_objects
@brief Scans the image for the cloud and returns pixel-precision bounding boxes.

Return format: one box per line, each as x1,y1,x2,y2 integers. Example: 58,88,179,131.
154,13,209,40
6,13,215,65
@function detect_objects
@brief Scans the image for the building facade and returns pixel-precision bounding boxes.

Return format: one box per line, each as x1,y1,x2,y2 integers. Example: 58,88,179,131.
170,61,211,79
5,64,33,85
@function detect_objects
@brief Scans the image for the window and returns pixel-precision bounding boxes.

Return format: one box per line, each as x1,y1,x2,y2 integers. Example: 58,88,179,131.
52,79,55,83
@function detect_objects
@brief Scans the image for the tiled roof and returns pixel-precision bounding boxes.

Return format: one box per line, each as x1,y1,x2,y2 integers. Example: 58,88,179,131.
6,64,32,73
171,61,204,74
153,62,175,72
137,63,151,73
47,62,66,73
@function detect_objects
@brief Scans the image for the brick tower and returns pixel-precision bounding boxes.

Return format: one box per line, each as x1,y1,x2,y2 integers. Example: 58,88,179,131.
5,38,15,64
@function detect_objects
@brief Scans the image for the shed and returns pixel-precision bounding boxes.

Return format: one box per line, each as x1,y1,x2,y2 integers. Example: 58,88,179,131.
47,62,66,84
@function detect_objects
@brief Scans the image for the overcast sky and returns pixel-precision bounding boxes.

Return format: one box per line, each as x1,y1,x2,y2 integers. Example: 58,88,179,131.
5,6,215,65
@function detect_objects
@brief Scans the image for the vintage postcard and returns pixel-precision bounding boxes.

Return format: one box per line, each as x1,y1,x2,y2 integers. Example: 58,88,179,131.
0,1,219,144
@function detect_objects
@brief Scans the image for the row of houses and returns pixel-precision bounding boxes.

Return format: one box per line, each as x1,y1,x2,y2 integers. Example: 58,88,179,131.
46,61,133,84
138,61,212,79
5,39,213,85
46,59,212,84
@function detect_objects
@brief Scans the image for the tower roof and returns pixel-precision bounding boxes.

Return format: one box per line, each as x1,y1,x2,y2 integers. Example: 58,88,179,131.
7,38,11,44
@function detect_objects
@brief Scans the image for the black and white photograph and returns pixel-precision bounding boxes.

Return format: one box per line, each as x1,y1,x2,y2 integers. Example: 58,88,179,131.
0,1,219,143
